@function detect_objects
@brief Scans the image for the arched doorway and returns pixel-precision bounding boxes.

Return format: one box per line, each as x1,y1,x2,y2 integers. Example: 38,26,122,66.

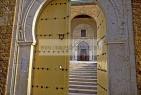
6,0,137,95
77,41,89,61
70,4,107,94
71,14,97,62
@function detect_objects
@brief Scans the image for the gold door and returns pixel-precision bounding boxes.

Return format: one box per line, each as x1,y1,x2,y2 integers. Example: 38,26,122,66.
31,0,69,95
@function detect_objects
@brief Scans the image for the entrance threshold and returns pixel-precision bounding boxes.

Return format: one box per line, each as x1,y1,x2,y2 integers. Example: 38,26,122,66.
70,61,97,64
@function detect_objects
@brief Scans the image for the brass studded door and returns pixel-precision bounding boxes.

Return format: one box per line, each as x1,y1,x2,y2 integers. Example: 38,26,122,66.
31,0,69,95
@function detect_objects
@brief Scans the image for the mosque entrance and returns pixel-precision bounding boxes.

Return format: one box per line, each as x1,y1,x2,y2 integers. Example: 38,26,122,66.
6,0,137,95
31,0,107,95
29,0,119,94
79,48,89,61
77,42,89,61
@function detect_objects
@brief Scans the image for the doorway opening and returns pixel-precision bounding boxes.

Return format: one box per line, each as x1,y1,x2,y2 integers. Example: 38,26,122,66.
6,0,136,95
31,0,107,95
77,41,89,61
69,0,105,94
70,14,97,62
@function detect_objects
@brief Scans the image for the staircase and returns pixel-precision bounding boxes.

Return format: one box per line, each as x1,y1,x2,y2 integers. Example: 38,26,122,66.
69,62,97,95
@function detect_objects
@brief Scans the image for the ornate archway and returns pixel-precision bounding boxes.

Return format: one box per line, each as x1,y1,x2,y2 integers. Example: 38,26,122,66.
71,14,96,61
77,41,89,61
6,0,137,95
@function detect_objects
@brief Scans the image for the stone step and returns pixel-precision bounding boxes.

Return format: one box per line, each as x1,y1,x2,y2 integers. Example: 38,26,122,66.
69,88,97,94
70,69,97,72
70,71,97,74
69,73,97,76
69,64,97,68
69,71,97,75
69,81,97,86
70,62,97,64
70,63,97,66
69,93,96,95
69,84,97,90
70,61,97,64
69,63,97,95
69,75,97,79
69,78,97,82
70,70,97,73
70,68,97,71
70,65,97,68
70,63,97,65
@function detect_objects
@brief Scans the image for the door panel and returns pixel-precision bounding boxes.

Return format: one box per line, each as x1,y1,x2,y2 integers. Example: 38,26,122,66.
31,0,69,95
